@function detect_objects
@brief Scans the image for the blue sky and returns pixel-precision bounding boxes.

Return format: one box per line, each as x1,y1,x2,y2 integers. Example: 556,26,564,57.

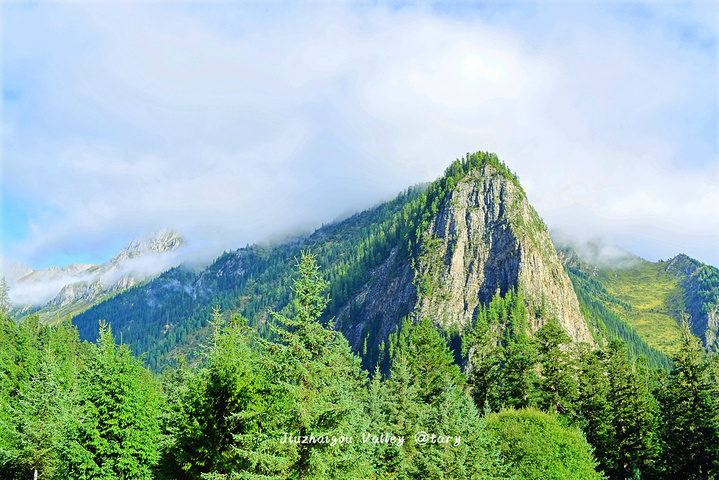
1,1,717,270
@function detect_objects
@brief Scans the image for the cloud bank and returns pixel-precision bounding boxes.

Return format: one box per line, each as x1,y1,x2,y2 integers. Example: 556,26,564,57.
2,2,717,269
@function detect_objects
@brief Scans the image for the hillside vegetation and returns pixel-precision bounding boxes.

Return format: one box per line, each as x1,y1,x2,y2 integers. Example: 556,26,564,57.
2,253,717,480
561,246,719,364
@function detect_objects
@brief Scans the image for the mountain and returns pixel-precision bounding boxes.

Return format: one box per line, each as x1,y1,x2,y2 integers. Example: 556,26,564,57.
0,257,34,284
332,163,595,352
560,243,719,359
7,229,185,322
69,152,599,371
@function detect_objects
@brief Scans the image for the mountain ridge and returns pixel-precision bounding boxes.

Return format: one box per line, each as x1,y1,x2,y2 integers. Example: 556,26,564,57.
68,152,601,371
5,229,186,321
558,242,718,359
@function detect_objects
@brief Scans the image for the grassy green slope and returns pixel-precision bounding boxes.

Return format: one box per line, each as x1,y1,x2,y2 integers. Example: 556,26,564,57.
558,244,719,368
595,259,683,355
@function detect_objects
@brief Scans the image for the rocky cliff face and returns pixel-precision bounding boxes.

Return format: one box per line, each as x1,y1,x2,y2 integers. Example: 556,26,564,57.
335,165,596,348
48,229,185,307
413,166,594,343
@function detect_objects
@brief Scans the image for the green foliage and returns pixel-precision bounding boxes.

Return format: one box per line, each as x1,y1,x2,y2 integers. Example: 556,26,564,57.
485,407,605,480
659,321,719,479
237,252,370,480
602,341,661,479
565,263,673,369
534,318,578,417
368,323,509,480
60,322,162,480
158,308,265,479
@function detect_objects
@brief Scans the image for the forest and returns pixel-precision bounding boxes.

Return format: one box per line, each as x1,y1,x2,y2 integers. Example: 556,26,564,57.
1,252,718,480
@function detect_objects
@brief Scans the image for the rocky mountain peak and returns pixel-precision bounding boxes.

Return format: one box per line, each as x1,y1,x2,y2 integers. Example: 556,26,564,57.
334,159,596,349
113,228,184,262
413,164,595,343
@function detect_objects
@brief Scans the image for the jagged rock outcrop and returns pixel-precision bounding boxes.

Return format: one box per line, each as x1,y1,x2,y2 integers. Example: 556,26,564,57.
47,229,185,308
335,164,596,348
334,246,416,348
413,166,593,343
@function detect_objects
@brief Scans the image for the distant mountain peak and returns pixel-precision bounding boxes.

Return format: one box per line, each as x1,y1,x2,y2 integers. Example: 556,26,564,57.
7,229,186,318
113,229,184,262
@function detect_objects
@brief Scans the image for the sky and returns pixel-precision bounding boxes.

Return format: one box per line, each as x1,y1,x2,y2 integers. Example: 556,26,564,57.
1,0,718,273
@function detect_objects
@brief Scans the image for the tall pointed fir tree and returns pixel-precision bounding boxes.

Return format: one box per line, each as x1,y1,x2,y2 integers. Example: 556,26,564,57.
604,341,661,480
661,321,718,480
533,318,577,417
159,308,266,479
59,322,162,480
576,344,612,476
233,251,370,480
2,348,72,480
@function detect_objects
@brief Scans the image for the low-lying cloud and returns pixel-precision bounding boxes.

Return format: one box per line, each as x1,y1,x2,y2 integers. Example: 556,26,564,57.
2,2,717,269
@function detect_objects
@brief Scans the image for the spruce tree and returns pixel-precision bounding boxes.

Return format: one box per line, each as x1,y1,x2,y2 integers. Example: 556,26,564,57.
60,322,162,480
662,321,718,480
413,378,510,480
604,341,660,480
501,324,538,410
576,344,612,476
534,318,577,417
2,349,72,480
162,309,265,479
465,317,502,413
241,252,370,480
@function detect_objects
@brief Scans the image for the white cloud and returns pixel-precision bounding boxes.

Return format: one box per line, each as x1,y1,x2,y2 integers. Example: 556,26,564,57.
2,2,717,269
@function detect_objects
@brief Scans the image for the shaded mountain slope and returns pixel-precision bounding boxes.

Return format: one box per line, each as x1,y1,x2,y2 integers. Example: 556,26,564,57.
71,152,597,371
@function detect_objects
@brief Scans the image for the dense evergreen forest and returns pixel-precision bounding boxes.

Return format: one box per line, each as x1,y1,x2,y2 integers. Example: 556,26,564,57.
69,152,528,373
1,253,718,479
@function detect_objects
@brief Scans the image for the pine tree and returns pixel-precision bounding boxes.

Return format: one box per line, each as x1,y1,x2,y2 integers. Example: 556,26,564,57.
2,349,72,480
501,325,538,410
465,317,502,413
413,378,510,480
576,344,612,476
368,352,426,478
404,318,465,404
162,308,265,479
60,322,162,480
604,341,661,480
241,252,370,480
534,318,577,417
662,321,719,480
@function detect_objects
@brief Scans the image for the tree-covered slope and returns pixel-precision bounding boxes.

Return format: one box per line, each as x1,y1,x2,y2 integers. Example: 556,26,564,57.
559,245,719,362
71,151,600,372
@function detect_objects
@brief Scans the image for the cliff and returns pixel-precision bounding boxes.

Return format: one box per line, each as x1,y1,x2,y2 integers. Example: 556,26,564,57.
335,162,596,349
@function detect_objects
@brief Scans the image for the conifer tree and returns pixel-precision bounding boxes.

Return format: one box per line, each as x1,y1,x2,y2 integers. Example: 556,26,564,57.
465,317,502,413
576,344,612,475
240,252,369,480
661,321,719,480
604,341,661,480
501,323,538,410
161,308,265,479
404,318,465,404
534,318,577,416
2,349,72,480
60,322,162,480
368,352,426,478
414,377,510,480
